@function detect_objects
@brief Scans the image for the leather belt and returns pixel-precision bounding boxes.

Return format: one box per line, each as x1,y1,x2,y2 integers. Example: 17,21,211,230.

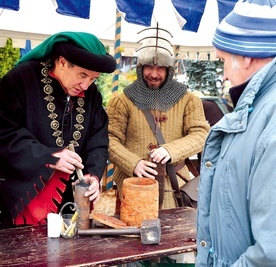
142,110,185,208
174,161,185,173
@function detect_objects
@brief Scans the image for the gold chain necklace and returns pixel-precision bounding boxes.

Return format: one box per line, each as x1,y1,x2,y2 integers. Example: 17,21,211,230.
41,60,85,147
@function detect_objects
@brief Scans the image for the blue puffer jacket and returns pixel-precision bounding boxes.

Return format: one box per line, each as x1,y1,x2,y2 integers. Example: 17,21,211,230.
196,57,276,267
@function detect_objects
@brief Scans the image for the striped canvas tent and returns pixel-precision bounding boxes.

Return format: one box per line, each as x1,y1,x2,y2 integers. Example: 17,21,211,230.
0,0,237,190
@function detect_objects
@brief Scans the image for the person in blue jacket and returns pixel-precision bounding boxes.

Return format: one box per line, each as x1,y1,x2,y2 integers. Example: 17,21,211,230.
196,0,276,266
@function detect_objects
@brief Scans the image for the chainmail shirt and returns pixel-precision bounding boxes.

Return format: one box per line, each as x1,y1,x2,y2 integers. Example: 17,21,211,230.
124,65,187,111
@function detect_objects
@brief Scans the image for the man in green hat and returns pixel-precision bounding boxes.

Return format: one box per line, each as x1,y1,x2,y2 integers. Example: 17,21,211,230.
0,31,116,228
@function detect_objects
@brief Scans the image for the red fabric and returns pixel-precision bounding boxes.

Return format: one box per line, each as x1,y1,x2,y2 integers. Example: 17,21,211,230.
14,170,70,225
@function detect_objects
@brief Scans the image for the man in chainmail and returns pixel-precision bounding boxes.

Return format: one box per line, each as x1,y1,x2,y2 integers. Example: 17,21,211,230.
106,30,210,210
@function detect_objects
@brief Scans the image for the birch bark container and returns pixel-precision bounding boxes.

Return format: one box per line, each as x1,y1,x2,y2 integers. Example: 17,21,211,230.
120,177,159,227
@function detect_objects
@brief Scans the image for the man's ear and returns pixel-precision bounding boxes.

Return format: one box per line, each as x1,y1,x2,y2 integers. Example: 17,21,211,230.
59,56,66,67
244,57,253,69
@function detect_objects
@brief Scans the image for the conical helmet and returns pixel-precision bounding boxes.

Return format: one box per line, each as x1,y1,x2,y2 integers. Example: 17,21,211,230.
136,24,174,67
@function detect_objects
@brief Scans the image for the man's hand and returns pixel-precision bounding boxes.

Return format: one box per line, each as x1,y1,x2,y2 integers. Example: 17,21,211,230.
73,175,100,203
83,175,100,203
149,147,171,164
48,148,84,174
133,160,158,179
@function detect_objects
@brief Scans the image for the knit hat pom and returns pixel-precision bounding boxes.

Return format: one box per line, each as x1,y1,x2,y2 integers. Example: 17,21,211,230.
212,0,276,58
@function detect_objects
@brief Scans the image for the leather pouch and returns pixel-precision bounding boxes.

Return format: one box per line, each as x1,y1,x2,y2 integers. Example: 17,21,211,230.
179,176,199,208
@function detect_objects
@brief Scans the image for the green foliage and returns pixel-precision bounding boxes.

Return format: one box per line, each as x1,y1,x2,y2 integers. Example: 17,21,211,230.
96,73,113,107
96,46,136,106
0,38,20,78
0,40,224,101
185,60,224,96
98,59,224,105
97,70,136,106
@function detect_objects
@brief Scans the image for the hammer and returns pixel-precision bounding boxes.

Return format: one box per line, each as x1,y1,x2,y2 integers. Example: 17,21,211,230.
78,218,161,244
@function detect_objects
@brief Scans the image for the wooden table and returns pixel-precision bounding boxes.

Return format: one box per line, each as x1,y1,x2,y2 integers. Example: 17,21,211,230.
0,207,196,267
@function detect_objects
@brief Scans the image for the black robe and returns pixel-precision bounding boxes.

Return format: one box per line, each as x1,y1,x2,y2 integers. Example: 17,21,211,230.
0,60,108,225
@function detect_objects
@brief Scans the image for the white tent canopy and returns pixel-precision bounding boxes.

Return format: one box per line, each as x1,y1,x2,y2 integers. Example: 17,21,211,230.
0,0,220,60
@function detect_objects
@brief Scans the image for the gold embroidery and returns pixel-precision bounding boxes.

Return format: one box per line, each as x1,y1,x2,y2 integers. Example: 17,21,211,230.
41,60,85,147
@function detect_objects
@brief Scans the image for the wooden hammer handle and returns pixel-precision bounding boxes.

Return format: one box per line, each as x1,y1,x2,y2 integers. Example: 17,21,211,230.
78,228,140,236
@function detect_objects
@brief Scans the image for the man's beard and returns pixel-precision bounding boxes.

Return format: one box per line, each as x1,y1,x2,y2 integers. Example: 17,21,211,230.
147,80,165,90
148,84,159,90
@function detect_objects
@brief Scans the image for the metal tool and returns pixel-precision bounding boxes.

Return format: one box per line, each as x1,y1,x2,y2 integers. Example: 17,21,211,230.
68,143,84,182
78,218,161,245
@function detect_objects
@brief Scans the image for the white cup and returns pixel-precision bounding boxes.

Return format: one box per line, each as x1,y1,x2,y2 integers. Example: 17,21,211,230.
47,213,61,238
